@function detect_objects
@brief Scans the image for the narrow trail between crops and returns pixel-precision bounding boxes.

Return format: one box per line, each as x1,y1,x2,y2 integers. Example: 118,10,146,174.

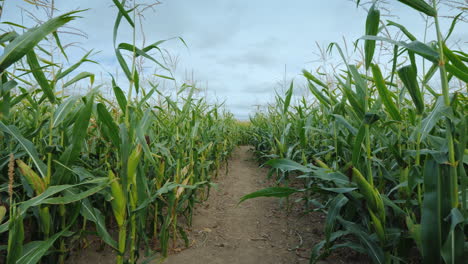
163,145,314,264
70,146,358,264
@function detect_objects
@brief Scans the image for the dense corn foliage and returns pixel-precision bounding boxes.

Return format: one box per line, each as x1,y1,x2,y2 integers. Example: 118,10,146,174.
0,1,238,263
243,1,467,263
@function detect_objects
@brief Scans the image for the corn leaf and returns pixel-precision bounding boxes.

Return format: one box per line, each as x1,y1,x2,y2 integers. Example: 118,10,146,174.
26,50,55,103
239,187,301,204
371,64,401,121
421,159,442,264
396,0,436,17
0,11,81,72
0,122,47,178
397,65,424,115
364,3,380,70
62,71,94,88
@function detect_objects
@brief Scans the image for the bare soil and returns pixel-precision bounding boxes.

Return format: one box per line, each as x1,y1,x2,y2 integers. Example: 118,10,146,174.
162,146,363,264
70,146,364,264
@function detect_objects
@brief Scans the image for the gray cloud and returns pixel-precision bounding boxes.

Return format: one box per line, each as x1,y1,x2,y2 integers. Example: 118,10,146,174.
2,0,466,119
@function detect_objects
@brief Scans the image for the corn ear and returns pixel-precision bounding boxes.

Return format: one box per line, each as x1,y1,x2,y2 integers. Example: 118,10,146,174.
39,207,51,236
157,160,165,189
127,144,143,187
352,167,378,210
314,159,331,170
176,176,191,199
369,210,386,243
0,205,6,223
108,170,126,227
16,160,46,195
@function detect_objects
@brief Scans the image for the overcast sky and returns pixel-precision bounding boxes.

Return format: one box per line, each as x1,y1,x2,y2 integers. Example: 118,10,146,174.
2,0,467,119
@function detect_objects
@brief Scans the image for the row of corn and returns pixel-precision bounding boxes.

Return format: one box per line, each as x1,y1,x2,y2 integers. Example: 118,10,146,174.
0,1,239,263
243,1,467,263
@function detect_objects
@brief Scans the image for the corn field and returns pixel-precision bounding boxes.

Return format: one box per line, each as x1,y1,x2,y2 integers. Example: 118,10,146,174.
242,1,467,264
0,1,239,263
0,0,467,264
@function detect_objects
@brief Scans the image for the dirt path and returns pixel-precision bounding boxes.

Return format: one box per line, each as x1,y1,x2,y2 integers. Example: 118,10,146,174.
163,146,311,264
70,146,353,264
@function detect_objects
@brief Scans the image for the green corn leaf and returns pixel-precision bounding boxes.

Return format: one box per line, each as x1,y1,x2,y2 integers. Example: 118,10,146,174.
0,31,19,44
310,230,350,263
137,85,157,108
397,65,424,115
154,74,174,80
352,124,366,165
396,0,436,17
40,184,108,204
364,3,380,70
421,159,442,264
135,110,156,165
52,95,80,127
52,31,68,61
416,96,452,142
371,64,401,121
406,216,422,250
112,78,127,114
62,71,94,88
265,158,312,173
336,76,365,118
307,81,331,107
112,0,135,28
445,63,468,83
382,196,406,216
0,11,82,72
361,36,439,62
283,82,293,114
115,48,132,81
6,207,24,264
97,103,120,147
10,92,30,107
65,94,94,164
18,178,108,213
239,187,301,204
441,208,465,264
80,198,118,249
142,39,167,53
118,42,169,71
339,218,386,264
26,50,55,103
444,13,462,42
133,67,139,94
422,62,439,85
332,114,358,135
303,70,331,107
0,79,18,94
325,194,349,243
16,228,68,264
387,20,416,41
348,65,366,104
55,50,94,81
0,122,47,178
303,69,328,89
